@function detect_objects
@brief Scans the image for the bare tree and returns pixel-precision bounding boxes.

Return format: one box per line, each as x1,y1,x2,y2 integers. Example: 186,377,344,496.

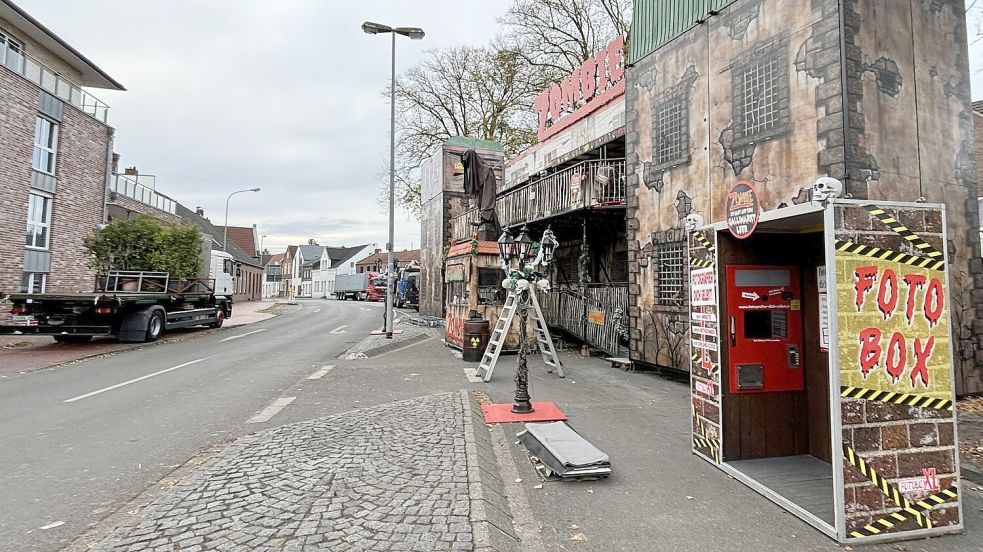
496,0,631,80
386,0,632,217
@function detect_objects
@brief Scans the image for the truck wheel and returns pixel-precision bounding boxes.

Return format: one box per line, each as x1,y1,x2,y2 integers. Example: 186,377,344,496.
359,292,367,301
209,308,226,328
54,335,92,344
146,309,165,341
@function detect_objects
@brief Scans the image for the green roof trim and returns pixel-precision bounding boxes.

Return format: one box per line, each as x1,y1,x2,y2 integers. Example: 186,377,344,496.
629,0,737,65
444,136,504,152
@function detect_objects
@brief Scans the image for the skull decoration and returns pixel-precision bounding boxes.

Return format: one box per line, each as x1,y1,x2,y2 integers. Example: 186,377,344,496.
501,278,515,291
515,279,530,292
536,279,551,293
684,212,705,231
812,177,844,204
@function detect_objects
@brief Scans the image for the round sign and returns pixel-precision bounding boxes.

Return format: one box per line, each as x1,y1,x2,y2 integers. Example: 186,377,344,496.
725,181,760,239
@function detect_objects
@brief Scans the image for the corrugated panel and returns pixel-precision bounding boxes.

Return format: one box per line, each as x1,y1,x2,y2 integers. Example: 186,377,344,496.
38,91,63,121
30,170,57,193
629,0,737,64
23,249,51,273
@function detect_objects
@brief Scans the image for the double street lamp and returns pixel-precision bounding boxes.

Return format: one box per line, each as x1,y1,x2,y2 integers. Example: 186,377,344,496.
498,225,559,413
362,21,425,339
223,187,261,253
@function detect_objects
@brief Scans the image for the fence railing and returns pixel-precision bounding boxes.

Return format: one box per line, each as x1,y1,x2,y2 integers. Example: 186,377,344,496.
539,284,629,356
496,158,626,227
2,48,110,122
110,174,177,215
450,208,480,242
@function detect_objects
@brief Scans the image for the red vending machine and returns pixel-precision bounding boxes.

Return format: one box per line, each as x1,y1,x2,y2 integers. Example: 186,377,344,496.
725,265,803,393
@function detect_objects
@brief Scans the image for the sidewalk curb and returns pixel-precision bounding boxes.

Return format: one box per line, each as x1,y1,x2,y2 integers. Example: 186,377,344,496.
961,462,983,485
461,390,520,552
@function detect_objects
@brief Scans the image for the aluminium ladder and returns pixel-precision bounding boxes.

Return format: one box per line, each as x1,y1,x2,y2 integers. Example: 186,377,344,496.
475,289,563,382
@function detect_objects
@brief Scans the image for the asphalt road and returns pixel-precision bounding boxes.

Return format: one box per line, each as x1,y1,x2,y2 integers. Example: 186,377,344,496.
0,298,385,552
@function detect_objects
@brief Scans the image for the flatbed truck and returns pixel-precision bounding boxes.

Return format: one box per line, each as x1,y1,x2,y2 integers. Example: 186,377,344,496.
0,252,235,343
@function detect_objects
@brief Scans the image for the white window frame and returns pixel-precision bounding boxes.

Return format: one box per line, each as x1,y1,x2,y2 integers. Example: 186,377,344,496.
25,192,52,250
33,116,58,175
22,272,46,294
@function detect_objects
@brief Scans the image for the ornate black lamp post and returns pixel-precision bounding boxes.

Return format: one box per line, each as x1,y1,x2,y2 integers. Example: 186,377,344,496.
498,224,558,414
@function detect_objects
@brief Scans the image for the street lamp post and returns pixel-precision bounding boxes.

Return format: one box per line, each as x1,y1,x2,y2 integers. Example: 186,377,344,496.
223,188,261,253
362,21,424,339
498,225,558,414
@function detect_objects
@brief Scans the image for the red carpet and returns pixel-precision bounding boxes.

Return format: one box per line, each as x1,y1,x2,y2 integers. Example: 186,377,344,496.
481,401,567,424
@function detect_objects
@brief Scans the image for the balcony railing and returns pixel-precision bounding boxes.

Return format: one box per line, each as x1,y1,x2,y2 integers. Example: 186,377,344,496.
110,174,177,215
451,209,479,242
497,158,626,227
1,47,111,122
539,284,629,356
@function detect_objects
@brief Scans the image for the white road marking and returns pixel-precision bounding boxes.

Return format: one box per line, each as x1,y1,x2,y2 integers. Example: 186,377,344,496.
39,521,65,530
64,357,210,403
247,397,296,423
220,328,268,342
329,325,348,334
314,308,321,313
307,365,335,380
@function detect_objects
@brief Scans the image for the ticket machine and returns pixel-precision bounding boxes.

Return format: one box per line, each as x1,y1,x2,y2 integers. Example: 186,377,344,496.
725,265,803,393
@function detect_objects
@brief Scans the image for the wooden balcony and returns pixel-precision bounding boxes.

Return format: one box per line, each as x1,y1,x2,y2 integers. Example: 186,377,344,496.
539,284,629,357
497,158,626,228
451,209,479,243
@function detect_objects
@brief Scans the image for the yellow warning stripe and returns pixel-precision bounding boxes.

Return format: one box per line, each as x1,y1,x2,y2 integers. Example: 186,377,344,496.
840,386,953,411
843,445,931,530
691,230,715,253
864,205,943,259
692,415,720,463
690,257,714,269
691,351,720,376
849,485,958,538
834,240,945,271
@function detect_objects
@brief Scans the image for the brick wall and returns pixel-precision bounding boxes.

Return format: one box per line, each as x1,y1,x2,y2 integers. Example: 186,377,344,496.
0,15,84,84
0,58,112,296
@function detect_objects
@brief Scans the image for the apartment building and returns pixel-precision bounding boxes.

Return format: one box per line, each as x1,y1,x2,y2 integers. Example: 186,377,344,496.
0,0,124,294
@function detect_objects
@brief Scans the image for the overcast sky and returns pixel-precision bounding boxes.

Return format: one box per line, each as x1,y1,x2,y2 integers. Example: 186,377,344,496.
16,0,510,254
13,1,983,255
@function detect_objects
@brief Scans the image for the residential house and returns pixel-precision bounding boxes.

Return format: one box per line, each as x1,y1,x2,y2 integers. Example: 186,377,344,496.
177,205,263,302
293,242,375,298
0,0,124,295
263,252,285,298
282,245,298,297
214,224,259,258
355,249,420,274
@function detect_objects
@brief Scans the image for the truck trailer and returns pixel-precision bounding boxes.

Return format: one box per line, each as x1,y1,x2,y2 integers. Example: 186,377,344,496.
0,251,236,343
333,272,386,301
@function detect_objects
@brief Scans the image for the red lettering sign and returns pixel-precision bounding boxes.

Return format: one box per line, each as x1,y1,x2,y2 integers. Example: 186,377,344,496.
533,35,626,142
852,265,946,388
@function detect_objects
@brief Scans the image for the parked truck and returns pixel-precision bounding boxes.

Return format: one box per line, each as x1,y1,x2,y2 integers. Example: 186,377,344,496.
395,268,420,309
333,272,386,301
0,251,235,343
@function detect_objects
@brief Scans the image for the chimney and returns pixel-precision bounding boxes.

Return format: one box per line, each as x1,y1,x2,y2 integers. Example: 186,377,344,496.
124,166,138,176
308,238,318,245
374,248,381,254
195,206,205,217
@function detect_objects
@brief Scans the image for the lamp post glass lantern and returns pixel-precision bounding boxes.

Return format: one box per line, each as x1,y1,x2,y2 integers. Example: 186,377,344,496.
362,20,424,339
499,225,555,414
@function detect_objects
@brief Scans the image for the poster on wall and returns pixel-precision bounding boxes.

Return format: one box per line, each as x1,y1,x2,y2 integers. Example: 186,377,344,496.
725,181,760,239
835,253,951,399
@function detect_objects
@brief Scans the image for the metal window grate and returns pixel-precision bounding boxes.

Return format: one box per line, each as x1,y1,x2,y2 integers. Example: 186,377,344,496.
657,241,685,305
741,57,780,137
656,100,684,166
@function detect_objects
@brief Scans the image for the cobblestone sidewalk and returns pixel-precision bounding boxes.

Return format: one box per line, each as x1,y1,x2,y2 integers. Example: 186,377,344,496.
92,393,476,551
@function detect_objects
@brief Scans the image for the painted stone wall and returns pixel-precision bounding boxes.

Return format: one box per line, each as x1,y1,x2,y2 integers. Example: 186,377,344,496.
626,0,981,393
626,0,842,368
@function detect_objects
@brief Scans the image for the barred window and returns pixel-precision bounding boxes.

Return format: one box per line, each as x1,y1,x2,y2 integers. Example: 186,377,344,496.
656,100,683,165
730,35,790,145
656,241,685,306
741,57,780,136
